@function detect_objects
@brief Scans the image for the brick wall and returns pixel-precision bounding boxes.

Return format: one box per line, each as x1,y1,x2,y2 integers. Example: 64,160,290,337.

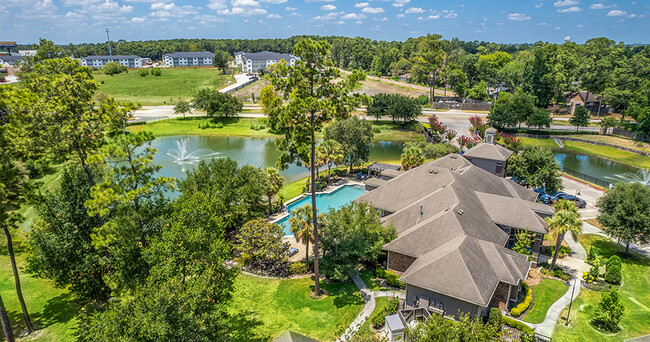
488,281,510,310
388,251,417,274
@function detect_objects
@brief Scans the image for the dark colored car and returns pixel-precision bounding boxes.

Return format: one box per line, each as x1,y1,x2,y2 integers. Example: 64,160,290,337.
539,191,563,205
551,193,587,208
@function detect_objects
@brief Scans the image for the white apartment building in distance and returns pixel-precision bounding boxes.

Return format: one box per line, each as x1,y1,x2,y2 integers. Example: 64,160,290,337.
235,51,299,73
80,55,142,68
162,51,214,67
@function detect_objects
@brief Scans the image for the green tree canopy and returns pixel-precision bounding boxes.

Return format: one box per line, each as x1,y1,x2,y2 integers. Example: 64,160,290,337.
506,146,563,194
596,182,650,254
235,218,289,275
406,312,500,341
192,89,242,118
324,116,373,173
320,202,396,280
570,106,591,131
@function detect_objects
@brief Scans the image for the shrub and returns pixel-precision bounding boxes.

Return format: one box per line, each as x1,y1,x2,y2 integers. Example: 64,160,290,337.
488,308,502,330
0,74,5,82
605,256,622,285
552,268,571,281
288,262,309,275
372,127,381,133
103,62,127,75
544,245,572,258
591,286,625,332
137,68,149,77
589,258,601,279
371,297,400,329
375,268,406,289
416,94,429,105
586,246,597,264
150,67,162,76
502,316,535,335
510,283,531,317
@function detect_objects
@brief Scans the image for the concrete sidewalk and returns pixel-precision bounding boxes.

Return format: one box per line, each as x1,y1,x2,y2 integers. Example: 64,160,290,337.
337,272,375,342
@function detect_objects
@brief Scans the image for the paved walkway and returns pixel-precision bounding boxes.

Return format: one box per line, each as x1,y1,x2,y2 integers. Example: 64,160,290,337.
337,273,405,342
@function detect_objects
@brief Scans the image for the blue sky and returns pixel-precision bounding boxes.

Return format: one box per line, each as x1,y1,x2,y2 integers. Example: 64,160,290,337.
1,0,648,45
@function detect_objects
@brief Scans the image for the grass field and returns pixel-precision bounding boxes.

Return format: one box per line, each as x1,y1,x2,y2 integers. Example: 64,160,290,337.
94,68,234,105
129,117,278,138
562,141,650,169
523,279,569,324
518,137,561,149
552,234,650,341
369,121,425,143
0,254,79,342
572,134,650,154
230,274,364,341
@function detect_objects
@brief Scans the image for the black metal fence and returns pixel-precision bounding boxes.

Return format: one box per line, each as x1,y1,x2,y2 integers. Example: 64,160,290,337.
559,166,611,188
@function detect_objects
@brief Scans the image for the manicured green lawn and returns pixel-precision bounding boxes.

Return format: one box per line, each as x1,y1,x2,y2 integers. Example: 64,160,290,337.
359,269,390,292
552,234,650,341
519,137,561,149
562,141,650,169
129,117,278,138
229,274,364,341
94,68,234,105
355,297,388,340
369,121,424,143
0,255,79,342
523,279,568,324
278,176,307,201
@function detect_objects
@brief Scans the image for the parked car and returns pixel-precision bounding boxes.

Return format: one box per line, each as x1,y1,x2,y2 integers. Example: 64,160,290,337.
288,248,299,257
538,191,562,205
551,193,587,208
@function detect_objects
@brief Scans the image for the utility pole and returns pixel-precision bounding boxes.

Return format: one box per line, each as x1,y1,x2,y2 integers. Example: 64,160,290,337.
106,28,112,56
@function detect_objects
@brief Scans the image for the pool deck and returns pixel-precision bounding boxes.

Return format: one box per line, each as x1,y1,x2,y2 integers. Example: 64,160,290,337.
268,179,365,223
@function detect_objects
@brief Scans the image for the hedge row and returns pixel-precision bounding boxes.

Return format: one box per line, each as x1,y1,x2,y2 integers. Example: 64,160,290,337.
510,283,532,317
375,268,407,289
502,316,535,336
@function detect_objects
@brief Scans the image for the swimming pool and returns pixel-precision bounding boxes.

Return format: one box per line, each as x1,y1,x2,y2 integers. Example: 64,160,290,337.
274,184,366,235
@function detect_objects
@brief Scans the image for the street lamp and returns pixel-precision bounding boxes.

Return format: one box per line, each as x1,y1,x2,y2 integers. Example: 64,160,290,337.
428,73,436,105
564,278,577,326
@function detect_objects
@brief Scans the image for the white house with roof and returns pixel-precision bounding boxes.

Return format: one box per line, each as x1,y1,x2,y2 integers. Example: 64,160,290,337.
162,51,214,67
80,55,142,68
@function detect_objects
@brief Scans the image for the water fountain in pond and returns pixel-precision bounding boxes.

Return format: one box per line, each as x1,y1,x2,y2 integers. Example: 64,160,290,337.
609,168,650,186
166,137,220,172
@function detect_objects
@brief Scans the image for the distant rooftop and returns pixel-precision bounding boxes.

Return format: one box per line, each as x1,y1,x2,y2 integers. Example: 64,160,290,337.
464,143,513,162
241,51,298,61
82,55,140,60
163,51,214,58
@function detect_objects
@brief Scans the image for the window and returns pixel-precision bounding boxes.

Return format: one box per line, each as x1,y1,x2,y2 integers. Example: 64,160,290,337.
495,162,503,174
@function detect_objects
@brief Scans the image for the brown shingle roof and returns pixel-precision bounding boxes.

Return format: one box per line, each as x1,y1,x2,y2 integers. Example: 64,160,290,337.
464,143,513,161
354,154,550,307
400,235,530,307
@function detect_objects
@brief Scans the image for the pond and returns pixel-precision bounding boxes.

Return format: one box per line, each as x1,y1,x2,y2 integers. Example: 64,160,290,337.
553,149,648,187
149,135,404,183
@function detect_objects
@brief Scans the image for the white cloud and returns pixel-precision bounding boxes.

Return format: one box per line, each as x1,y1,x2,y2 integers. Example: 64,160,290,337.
207,0,227,10
405,7,424,14
130,16,147,22
285,6,296,10
354,2,369,7
151,2,173,10
321,4,336,10
355,20,363,24
553,0,579,7
218,7,267,15
534,3,543,8
589,3,614,9
419,14,439,20
313,11,339,20
577,24,584,27
392,0,410,7
396,13,405,18
362,6,384,14
267,13,281,18
232,0,260,7
606,9,627,16
557,6,582,12
373,16,388,21
444,11,458,18
508,12,531,20
150,2,196,17
259,0,287,3
340,12,367,19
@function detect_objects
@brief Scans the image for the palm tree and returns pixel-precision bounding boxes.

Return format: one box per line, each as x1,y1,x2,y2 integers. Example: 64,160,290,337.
545,200,582,270
400,145,425,170
264,167,283,213
289,204,315,261
554,198,578,214
318,140,344,185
